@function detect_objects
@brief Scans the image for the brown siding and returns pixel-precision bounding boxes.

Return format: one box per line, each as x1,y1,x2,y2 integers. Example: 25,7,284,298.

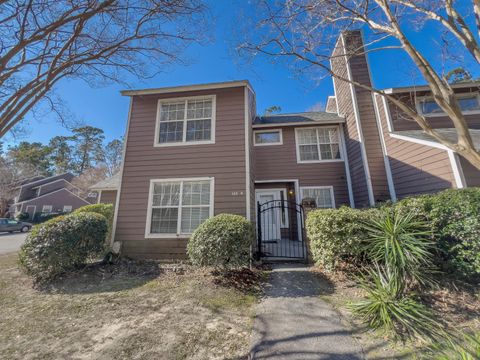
374,95,456,198
331,33,370,207
20,189,89,213
99,190,117,207
388,89,480,131
38,179,71,196
343,32,390,203
460,156,480,186
253,125,350,207
115,86,248,259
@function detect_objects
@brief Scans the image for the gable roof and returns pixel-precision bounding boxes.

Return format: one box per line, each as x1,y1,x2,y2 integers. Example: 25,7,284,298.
90,173,120,190
253,111,344,128
19,173,74,189
393,128,480,150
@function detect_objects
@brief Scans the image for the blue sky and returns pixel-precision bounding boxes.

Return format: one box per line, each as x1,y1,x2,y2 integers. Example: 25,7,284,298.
5,1,479,147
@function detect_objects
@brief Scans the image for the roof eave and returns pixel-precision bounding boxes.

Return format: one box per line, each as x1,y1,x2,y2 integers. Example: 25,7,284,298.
121,80,254,96
384,81,480,94
252,120,345,128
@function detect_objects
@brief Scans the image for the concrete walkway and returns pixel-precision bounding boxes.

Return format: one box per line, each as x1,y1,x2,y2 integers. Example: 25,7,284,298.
250,264,364,359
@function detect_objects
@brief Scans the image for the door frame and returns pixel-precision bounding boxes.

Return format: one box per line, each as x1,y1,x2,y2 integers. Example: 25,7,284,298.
25,205,36,220
255,179,302,242
255,189,283,241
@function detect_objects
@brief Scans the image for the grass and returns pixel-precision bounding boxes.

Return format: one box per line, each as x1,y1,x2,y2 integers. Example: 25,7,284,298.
0,253,264,360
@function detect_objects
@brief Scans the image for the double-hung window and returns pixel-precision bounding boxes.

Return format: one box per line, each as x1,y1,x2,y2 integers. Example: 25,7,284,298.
295,127,341,163
156,96,215,145
301,187,335,208
146,178,214,237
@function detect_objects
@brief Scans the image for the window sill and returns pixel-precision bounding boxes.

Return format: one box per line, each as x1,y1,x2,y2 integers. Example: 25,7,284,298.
153,140,215,147
254,142,283,146
144,233,191,239
297,159,344,164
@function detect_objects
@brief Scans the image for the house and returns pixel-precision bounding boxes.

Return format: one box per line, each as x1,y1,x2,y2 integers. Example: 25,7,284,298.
104,30,480,260
10,173,91,220
90,173,120,208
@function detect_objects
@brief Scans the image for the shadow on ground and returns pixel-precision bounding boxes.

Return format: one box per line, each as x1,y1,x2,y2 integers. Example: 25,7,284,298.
41,258,163,294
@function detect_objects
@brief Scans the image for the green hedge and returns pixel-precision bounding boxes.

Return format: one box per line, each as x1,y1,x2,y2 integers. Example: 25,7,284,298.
306,206,380,271
18,212,108,283
74,203,114,241
187,214,254,269
307,188,480,280
397,188,480,279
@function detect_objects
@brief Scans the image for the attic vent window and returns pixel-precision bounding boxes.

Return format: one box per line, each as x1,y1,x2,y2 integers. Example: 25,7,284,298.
418,94,480,116
155,96,215,146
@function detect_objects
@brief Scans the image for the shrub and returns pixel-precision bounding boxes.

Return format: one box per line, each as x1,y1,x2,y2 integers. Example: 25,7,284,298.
75,203,114,240
362,209,435,286
426,188,480,279
32,211,64,224
350,265,445,340
306,206,380,270
18,212,108,283
15,212,30,221
187,214,254,269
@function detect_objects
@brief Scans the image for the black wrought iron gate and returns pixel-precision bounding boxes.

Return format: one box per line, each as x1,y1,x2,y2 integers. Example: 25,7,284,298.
256,200,307,260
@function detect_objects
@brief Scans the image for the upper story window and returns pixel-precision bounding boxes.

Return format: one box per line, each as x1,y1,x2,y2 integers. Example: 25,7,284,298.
155,96,215,146
295,126,342,163
417,94,480,116
254,129,283,146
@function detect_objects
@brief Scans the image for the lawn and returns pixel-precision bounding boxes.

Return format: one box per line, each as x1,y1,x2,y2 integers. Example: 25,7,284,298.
0,253,263,360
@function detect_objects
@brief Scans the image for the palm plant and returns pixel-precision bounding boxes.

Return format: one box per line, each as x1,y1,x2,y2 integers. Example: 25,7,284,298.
362,209,436,286
350,264,445,340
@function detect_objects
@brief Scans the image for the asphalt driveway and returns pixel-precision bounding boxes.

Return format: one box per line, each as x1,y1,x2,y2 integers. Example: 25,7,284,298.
0,232,28,255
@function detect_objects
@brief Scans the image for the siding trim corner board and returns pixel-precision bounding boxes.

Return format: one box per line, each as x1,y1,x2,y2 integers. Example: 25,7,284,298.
111,96,133,246
244,86,252,221
448,150,467,189
373,93,397,201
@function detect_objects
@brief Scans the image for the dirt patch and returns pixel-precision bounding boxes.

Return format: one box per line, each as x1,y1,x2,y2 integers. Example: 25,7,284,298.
0,254,265,360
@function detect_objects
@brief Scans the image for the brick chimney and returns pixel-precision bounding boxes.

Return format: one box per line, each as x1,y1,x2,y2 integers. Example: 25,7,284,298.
331,30,391,207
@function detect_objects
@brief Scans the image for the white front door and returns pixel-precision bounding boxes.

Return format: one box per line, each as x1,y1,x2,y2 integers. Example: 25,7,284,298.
256,190,282,241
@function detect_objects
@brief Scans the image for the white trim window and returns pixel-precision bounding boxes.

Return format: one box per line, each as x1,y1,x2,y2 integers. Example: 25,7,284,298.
254,129,283,146
155,96,216,146
63,205,73,212
417,93,480,117
295,126,342,163
42,205,53,213
146,178,214,237
300,186,335,208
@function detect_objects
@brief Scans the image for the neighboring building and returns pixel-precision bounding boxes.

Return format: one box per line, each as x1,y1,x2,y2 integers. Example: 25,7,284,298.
90,173,120,208
10,173,91,219
108,31,480,260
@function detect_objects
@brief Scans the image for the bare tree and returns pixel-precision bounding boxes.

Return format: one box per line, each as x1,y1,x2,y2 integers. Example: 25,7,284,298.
239,0,480,169
0,0,208,138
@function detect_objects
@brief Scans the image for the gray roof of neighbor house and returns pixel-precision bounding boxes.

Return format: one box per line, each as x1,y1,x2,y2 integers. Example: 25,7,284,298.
394,128,480,150
253,111,344,127
90,173,120,190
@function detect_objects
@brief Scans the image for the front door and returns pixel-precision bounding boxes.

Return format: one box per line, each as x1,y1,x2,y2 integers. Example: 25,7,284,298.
255,190,282,241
